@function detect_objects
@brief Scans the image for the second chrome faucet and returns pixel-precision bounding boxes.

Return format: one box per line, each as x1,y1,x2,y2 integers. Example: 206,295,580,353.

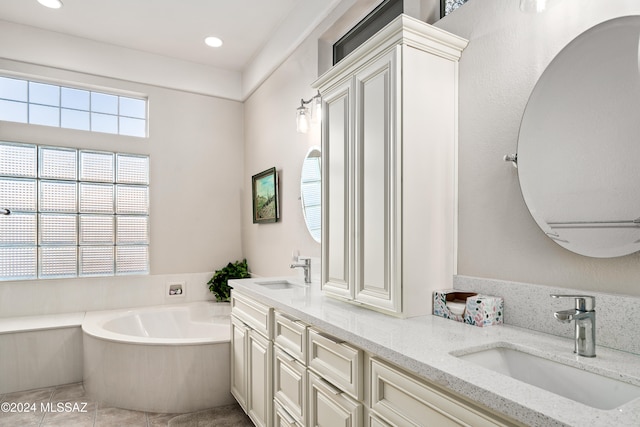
551,294,596,357
290,257,311,283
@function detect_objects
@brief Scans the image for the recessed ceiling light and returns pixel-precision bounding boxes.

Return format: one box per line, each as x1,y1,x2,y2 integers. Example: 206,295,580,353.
37,0,63,9
204,36,223,48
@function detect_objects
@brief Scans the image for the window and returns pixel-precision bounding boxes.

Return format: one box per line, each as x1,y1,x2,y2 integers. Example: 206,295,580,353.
333,0,403,65
442,0,470,16
0,76,147,137
0,141,149,280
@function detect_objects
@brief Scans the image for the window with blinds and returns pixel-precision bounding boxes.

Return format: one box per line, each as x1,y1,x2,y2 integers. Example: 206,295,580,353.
0,141,149,280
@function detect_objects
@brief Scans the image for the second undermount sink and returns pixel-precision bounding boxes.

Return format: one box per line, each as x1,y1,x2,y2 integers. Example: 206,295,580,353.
455,346,640,410
254,280,303,290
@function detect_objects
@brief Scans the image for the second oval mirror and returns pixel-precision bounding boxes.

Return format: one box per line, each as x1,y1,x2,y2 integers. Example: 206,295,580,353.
301,147,321,243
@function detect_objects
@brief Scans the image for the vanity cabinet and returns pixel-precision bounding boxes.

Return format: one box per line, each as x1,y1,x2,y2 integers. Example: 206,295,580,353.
230,290,520,427
231,293,273,427
314,14,468,317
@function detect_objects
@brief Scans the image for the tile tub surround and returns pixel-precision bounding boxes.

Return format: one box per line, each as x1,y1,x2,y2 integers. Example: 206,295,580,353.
0,313,84,394
0,272,215,318
230,277,640,427
454,275,640,355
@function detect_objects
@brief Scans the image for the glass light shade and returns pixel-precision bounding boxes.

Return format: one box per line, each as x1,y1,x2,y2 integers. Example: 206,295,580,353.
296,107,309,133
311,94,322,125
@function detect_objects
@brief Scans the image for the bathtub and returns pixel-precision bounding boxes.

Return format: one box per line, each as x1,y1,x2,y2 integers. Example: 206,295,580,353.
82,301,234,413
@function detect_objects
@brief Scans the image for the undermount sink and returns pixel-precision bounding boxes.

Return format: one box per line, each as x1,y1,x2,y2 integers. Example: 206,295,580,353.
254,280,303,290
455,346,640,410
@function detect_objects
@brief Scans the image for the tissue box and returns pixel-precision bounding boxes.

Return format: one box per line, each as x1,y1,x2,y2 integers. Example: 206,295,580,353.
463,295,503,327
433,290,477,322
433,290,503,327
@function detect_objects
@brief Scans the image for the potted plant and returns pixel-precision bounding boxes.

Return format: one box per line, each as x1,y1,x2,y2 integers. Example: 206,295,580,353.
207,259,250,302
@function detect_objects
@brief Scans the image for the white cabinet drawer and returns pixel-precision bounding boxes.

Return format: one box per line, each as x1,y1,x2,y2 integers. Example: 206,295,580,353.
308,371,363,427
368,412,392,427
370,357,514,427
231,291,273,339
273,346,306,425
307,328,363,400
274,311,308,363
274,401,303,427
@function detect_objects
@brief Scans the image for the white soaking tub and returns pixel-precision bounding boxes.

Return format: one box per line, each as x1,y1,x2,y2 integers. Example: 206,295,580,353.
82,301,233,413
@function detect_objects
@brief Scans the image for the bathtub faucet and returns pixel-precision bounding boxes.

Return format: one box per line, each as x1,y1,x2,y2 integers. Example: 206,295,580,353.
290,258,311,283
551,294,596,357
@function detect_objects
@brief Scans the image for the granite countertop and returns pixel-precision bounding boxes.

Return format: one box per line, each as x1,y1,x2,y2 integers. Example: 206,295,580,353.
229,277,640,427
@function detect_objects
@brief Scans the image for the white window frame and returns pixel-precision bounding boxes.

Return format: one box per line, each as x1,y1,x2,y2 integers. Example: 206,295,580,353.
0,75,148,138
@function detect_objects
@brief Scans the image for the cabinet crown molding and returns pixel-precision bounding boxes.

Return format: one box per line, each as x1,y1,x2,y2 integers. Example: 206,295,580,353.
313,14,468,90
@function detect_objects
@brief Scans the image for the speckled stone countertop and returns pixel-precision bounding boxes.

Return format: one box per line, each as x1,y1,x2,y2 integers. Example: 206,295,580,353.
230,277,640,427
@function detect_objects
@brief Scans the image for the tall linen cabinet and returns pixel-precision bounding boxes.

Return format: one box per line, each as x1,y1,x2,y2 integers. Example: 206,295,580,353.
313,15,467,317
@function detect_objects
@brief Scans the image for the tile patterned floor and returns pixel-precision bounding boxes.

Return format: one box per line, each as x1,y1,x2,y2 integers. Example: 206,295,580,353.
0,383,249,427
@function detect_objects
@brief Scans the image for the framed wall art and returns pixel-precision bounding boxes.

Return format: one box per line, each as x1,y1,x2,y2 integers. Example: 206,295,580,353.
252,167,279,224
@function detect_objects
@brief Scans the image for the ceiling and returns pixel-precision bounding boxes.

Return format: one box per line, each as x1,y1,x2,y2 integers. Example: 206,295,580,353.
0,0,332,73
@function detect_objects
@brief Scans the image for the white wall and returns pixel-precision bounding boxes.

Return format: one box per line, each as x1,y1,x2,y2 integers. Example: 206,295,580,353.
0,31,244,315
435,0,640,296
241,34,322,277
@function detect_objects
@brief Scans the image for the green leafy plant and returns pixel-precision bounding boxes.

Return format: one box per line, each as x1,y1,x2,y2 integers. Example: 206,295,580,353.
207,259,250,302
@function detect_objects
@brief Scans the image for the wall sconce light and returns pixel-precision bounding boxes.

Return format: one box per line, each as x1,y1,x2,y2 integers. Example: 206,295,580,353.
296,90,322,133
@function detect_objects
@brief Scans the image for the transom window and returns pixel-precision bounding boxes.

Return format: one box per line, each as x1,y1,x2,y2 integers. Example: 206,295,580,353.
0,141,149,280
0,76,147,137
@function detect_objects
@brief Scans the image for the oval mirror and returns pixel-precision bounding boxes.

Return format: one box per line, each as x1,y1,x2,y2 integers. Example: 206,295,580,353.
517,16,640,258
301,147,321,243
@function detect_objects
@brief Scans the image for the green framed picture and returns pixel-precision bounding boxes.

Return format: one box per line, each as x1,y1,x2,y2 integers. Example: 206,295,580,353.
252,167,279,223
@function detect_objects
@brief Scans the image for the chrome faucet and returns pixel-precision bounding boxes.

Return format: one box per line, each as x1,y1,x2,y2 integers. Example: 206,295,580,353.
290,258,311,283
551,294,596,357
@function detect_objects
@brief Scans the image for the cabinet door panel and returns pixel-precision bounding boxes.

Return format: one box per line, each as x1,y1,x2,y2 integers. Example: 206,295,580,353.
308,371,362,427
274,347,306,424
230,315,248,411
322,79,353,299
248,330,272,427
354,48,400,313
